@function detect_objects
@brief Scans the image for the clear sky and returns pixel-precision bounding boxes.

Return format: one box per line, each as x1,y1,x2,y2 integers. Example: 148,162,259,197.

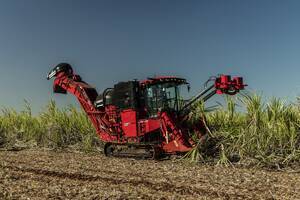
0,0,299,112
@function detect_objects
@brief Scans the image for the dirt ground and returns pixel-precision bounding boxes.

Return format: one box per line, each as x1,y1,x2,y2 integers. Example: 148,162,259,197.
0,150,299,200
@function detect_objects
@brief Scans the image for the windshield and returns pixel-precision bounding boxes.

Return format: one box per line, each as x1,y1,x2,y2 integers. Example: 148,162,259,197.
146,82,185,117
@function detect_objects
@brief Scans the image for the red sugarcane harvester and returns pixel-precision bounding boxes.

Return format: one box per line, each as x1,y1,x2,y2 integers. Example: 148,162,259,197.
47,63,246,158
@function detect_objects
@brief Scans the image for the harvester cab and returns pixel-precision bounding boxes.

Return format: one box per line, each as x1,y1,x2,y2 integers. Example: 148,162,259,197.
47,63,246,159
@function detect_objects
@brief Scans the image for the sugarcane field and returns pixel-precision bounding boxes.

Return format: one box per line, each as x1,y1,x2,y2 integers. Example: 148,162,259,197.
1,96,300,199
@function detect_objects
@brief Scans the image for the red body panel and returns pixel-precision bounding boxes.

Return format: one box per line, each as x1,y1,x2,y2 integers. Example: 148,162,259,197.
138,119,160,135
121,109,137,137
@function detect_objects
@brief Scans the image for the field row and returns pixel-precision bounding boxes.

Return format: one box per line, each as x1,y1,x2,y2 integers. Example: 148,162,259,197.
0,150,300,199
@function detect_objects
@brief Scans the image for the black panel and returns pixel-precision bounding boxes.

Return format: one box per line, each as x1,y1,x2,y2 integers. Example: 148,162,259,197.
53,85,67,94
112,81,139,110
84,88,98,103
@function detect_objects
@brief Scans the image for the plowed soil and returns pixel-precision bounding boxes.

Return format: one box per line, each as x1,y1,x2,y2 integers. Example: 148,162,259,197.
0,150,299,200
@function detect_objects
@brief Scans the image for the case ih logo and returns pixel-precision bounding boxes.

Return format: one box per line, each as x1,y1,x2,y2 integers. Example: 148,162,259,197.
124,122,130,127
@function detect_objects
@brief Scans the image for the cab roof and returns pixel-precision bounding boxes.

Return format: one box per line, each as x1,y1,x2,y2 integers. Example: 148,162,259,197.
140,76,187,87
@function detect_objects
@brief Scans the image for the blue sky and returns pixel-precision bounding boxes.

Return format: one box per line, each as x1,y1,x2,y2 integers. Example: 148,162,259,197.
0,0,299,112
